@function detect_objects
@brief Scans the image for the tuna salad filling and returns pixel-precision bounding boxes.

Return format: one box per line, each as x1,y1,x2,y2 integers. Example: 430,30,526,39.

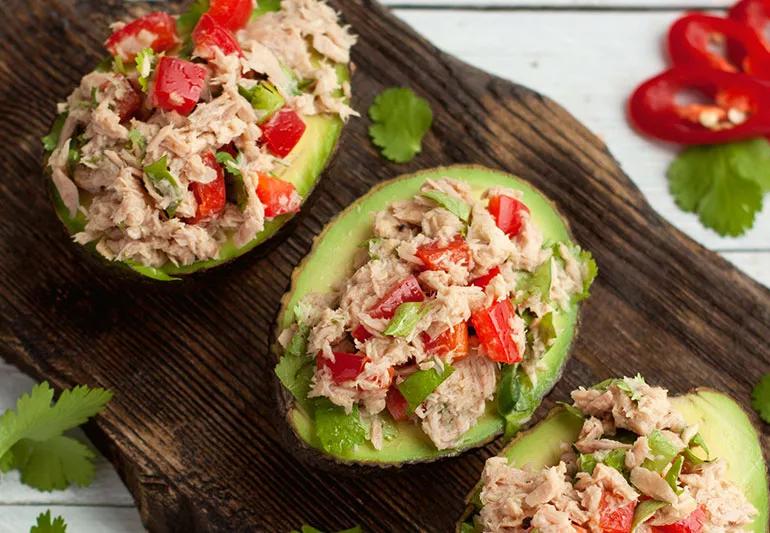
276,177,596,454
43,0,356,269
476,377,758,533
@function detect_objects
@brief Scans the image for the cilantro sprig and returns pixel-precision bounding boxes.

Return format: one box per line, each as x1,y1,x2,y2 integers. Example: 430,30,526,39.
368,87,433,163
751,372,770,423
668,138,770,236
0,382,112,491
31,510,67,533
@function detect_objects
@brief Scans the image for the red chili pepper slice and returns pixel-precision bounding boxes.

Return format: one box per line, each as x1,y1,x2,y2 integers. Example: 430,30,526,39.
386,386,410,421
416,237,472,272
424,322,470,361
470,299,521,364
369,275,426,320
599,497,636,533
651,506,707,533
471,266,501,289
207,0,254,31
668,14,770,79
730,0,770,52
488,194,530,237
256,175,301,218
187,152,226,223
260,107,307,157
628,67,770,144
105,12,179,61
192,13,243,60
316,352,368,384
150,57,208,115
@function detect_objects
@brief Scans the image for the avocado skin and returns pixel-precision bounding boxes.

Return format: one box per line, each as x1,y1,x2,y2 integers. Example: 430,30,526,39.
458,389,770,532
47,64,350,281
273,165,588,470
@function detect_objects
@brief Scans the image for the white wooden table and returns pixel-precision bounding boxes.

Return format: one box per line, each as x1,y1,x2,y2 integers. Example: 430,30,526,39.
1,1,768,531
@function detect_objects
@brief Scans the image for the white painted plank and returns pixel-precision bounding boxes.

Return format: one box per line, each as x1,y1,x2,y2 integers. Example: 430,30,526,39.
392,9,770,252
0,506,144,533
722,251,770,287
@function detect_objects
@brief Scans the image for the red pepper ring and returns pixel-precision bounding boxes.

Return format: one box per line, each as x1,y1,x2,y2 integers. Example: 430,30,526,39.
729,0,770,52
628,67,770,144
668,13,770,79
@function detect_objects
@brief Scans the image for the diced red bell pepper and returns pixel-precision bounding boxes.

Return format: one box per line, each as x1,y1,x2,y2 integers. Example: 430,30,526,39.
628,67,770,144
256,174,301,218
471,266,501,289
260,107,307,158
471,299,521,364
316,352,368,384
105,12,179,61
368,275,426,320
599,498,636,533
192,13,243,60
207,0,254,31
188,152,226,223
351,324,373,342
416,237,472,272
730,0,770,52
668,14,770,79
386,387,410,422
424,322,470,361
488,194,530,237
651,506,707,533
150,57,207,115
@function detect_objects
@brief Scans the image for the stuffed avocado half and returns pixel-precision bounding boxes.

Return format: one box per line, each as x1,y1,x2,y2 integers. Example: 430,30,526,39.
459,377,769,533
44,0,355,281
274,165,597,466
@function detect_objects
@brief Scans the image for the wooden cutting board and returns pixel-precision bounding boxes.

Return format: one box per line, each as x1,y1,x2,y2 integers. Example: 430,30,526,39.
0,1,767,531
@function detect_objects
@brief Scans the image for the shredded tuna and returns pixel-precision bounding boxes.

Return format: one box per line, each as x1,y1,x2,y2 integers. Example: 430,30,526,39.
46,0,355,268
474,378,758,533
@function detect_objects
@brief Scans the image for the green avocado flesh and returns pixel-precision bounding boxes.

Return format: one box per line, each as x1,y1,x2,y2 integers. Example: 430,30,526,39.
460,390,769,532
276,165,586,465
51,65,349,281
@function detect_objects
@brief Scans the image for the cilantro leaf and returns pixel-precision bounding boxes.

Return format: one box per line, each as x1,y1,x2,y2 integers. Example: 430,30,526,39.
31,510,67,533
368,87,432,163
253,0,282,19
421,190,470,222
0,382,112,492
751,372,770,423
128,129,146,155
135,48,156,93
275,324,314,404
668,139,768,236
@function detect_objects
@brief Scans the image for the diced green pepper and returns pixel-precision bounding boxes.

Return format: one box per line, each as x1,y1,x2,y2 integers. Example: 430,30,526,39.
252,0,281,19
497,364,522,416
689,432,709,457
397,364,455,413
603,448,627,475
143,155,182,217
239,81,285,124
383,302,431,337
313,399,367,456
217,151,248,211
578,453,597,474
642,430,679,472
665,454,685,494
631,500,667,531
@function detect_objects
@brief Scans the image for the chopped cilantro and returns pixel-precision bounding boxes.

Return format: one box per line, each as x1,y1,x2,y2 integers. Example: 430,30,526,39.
751,372,770,423
577,453,597,474
31,510,67,533
668,138,770,236
368,87,433,163
42,113,67,152
128,129,146,155
144,155,182,216
216,151,244,178
0,382,112,491
253,0,281,19
135,48,156,92
112,55,126,75
421,190,471,223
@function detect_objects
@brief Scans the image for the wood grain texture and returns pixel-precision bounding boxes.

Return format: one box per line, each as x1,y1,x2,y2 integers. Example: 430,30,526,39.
0,1,767,531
